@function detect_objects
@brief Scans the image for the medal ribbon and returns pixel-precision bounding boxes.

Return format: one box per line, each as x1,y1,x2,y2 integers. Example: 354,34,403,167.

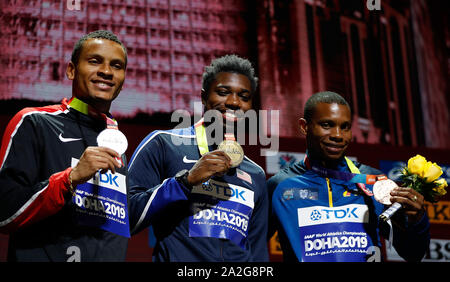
304,155,386,196
194,118,209,156
224,133,236,141
194,118,238,155
68,97,123,166
68,97,119,130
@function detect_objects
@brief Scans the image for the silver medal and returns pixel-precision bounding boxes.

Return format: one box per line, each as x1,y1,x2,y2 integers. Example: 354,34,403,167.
97,128,128,155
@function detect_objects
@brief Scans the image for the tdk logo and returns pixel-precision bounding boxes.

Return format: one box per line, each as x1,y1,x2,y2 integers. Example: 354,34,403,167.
298,204,369,227
203,182,246,201
71,158,126,194
323,207,358,219
201,182,213,192
310,207,358,221
93,171,119,187
192,180,255,209
310,210,322,221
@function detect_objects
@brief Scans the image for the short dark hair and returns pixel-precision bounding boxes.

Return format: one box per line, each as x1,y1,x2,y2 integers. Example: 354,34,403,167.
71,30,127,68
304,91,351,122
202,54,258,97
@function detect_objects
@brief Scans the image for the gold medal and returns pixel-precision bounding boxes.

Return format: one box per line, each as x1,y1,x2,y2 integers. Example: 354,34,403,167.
194,119,244,168
218,139,244,168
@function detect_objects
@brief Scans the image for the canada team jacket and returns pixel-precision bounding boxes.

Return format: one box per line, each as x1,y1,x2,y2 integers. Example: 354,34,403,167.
267,157,430,262
0,99,128,261
128,126,269,262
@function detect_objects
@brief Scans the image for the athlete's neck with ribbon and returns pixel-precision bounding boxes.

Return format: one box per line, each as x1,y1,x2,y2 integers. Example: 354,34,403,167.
194,118,237,151
305,150,347,170
303,152,388,197
194,117,244,168
68,97,118,130
198,118,238,147
68,97,128,160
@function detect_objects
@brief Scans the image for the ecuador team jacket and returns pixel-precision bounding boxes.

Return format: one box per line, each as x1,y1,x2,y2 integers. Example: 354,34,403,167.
268,156,430,262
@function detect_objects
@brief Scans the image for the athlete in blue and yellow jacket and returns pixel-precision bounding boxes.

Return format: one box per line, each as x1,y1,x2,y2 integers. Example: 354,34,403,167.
268,92,430,262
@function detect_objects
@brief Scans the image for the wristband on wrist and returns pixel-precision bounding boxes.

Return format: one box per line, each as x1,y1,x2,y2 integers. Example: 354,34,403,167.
68,170,76,197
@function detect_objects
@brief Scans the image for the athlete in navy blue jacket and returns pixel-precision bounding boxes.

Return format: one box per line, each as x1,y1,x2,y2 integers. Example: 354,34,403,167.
268,91,430,262
128,55,269,262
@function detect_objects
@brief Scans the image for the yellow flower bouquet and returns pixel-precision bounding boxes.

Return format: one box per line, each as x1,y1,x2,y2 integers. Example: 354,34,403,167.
400,154,447,203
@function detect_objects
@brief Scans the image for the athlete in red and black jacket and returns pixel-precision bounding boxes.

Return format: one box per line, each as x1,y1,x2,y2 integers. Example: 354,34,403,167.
0,30,129,261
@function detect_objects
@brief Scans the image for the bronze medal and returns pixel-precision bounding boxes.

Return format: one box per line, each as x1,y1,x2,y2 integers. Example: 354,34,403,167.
373,179,398,205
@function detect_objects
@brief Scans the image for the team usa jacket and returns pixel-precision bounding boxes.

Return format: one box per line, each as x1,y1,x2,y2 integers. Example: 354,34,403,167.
128,126,269,262
267,155,430,262
0,98,128,261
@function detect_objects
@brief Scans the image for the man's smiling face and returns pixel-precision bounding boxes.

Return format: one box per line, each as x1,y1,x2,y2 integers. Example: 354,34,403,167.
66,38,126,113
300,102,352,164
202,72,253,131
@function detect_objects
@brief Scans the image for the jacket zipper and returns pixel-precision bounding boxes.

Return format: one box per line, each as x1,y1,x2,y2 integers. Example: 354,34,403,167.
326,178,333,207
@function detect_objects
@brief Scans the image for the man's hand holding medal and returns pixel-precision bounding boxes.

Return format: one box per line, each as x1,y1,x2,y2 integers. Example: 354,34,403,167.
70,118,128,189
373,154,447,223
187,150,232,186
